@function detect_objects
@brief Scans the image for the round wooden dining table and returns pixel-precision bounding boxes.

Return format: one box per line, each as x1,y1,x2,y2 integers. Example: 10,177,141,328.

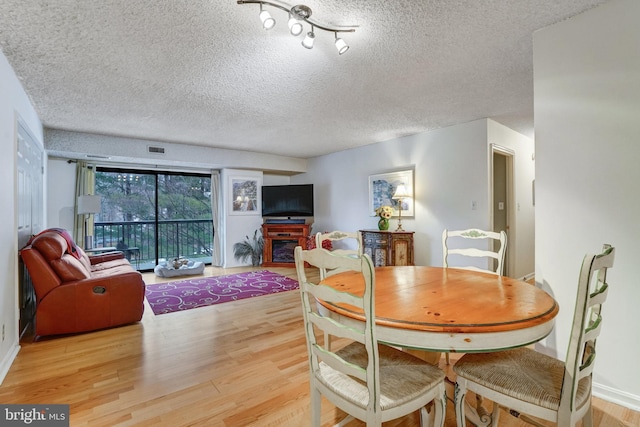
319,266,559,353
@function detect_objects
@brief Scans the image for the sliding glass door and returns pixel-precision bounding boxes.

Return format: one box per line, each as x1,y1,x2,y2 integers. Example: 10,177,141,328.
95,168,213,271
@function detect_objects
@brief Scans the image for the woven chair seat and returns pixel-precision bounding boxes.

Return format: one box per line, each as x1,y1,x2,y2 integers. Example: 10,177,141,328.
318,342,445,411
453,347,591,411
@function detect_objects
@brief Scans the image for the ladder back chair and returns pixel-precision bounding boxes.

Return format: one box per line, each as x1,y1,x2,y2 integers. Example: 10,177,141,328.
315,231,363,280
441,228,508,364
314,231,363,350
442,228,507,276
453,244,615,427
294,246,446,427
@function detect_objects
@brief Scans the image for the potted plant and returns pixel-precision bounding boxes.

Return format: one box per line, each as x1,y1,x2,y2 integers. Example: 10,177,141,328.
233,229,264,266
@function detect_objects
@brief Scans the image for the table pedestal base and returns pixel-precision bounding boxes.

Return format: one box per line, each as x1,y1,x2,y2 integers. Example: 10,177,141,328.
451,380,498,427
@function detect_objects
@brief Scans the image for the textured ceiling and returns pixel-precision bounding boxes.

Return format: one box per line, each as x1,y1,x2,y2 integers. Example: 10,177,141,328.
0,0,608,158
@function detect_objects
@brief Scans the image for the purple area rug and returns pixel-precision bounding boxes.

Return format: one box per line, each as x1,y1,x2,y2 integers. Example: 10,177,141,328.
145,270,299,315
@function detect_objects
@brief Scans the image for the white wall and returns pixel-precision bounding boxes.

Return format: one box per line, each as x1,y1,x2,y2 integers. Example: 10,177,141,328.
534,0,640,409
47,159,77,231
0,51,43,383
297,119,535,275
221,169,264,268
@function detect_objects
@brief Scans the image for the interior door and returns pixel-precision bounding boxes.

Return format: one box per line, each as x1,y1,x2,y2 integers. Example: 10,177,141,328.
17,120,44,337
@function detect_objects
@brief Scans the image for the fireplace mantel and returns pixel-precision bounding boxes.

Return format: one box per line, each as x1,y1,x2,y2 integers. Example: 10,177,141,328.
262,223,311,267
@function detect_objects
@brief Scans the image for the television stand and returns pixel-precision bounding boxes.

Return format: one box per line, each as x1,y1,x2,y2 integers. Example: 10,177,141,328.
264,218,306,224
262,223,310,267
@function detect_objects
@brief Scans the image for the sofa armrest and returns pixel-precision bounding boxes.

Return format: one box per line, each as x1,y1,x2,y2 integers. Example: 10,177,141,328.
89,251,125,265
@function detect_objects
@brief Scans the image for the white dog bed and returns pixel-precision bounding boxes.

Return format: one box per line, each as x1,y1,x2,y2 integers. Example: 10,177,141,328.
154,260,205,278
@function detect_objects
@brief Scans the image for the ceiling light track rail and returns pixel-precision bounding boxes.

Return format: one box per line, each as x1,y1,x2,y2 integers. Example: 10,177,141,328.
237,0,356,54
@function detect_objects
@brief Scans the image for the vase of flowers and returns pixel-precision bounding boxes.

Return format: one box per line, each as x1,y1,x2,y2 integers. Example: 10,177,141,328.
375,205,393,231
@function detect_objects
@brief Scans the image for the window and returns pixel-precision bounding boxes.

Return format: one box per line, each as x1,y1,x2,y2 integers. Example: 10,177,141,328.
95,168,213,271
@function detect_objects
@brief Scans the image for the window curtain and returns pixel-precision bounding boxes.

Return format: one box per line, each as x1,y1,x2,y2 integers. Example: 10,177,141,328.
210,170,223,266
73,161,96,247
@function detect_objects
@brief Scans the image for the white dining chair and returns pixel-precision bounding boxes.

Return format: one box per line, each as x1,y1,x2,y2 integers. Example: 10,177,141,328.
441,228,508,364
294,246,446,427
453,244,615,427
442,228,507,276
314,231,362,280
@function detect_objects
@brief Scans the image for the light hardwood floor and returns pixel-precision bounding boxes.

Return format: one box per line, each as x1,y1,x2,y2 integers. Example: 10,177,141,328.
1,266,637,426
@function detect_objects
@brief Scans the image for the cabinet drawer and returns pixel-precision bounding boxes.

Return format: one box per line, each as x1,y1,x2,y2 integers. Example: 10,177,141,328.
361,233,388,246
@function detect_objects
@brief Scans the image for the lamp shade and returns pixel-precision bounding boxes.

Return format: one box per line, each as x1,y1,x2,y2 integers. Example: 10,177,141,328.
392,184,411,200
77,195,102,214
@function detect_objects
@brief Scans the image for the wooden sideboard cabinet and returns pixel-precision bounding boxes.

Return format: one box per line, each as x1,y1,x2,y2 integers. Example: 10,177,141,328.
262,223,310,267
360,230,415,267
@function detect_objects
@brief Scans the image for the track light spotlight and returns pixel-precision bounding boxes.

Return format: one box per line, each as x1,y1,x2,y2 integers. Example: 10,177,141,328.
302,27,315,49
288,14,303,36
334,32,349,55
238,1,356,54
259,4,275,30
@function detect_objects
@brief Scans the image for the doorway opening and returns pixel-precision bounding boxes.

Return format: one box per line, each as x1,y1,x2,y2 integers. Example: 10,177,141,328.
491,145,515,277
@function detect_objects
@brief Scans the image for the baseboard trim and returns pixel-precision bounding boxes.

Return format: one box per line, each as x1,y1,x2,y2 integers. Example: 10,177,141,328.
0,341,21,385
593,381,640,412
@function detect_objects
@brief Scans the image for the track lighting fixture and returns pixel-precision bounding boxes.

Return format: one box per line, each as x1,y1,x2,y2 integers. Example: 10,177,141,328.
237,1,356,54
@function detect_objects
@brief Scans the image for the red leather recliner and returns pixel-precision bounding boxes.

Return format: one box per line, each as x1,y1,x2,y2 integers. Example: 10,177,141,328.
20,229,146,339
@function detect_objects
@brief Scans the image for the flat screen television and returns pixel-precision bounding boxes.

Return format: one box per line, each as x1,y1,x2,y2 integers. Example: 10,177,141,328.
262,184,314,217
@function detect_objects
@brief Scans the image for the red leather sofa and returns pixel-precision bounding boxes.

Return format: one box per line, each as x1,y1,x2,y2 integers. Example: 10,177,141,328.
20,229,146,339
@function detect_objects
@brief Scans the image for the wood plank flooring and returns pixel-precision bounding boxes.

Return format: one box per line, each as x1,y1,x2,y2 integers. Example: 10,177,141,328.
1,266,637,426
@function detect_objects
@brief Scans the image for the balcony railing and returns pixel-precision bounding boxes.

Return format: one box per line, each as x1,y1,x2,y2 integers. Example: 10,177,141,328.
94,219,213,271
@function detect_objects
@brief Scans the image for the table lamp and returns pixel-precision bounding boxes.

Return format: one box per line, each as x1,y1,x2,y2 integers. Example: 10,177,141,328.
77,194,102,249
392,184,411,231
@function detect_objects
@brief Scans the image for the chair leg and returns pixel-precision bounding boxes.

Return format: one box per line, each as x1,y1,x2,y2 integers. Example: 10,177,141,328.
431,387,447,427
419,406,430,427
454,380,468,427
310,385,321,427
582,404,594,427
445,352,450,364
490,401,500,427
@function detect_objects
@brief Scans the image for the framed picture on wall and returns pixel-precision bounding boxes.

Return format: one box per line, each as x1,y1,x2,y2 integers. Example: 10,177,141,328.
368,169,414,217
229,176,261,215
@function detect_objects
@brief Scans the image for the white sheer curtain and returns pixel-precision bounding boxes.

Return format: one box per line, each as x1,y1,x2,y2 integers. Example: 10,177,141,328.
73,161,96,247
210,170,223,266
